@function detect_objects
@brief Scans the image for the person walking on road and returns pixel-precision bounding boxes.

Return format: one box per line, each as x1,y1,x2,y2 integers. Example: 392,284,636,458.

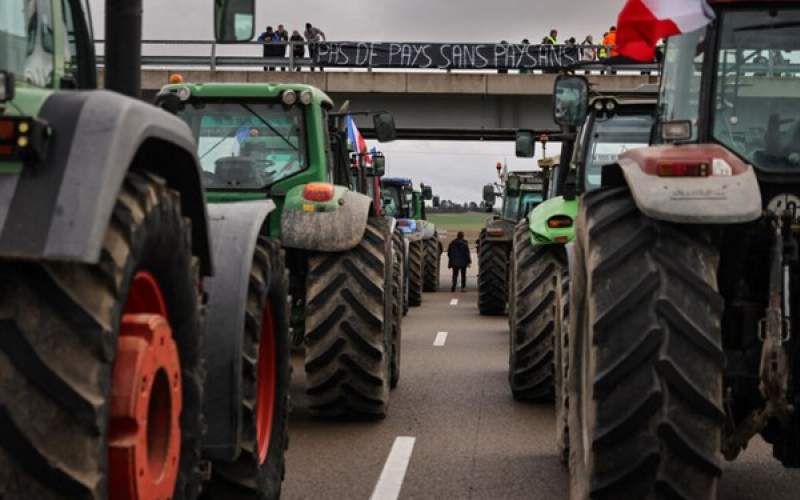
447,232,471,292
304,22,327,72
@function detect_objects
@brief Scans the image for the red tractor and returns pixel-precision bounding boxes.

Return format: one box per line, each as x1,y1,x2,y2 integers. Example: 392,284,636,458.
561,1,800,498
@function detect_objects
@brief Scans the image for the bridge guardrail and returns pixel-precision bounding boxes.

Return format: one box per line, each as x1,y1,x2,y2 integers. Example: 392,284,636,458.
95,40,660,74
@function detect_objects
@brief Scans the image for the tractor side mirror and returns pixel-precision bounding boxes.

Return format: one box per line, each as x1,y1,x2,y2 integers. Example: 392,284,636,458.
433,196,440,208
372,154,386,176
422,184,433,201
482,184,496,209
553,74,589,128
373,112,397,142
507,176,521,197
214,0,255,43
515,130,536,158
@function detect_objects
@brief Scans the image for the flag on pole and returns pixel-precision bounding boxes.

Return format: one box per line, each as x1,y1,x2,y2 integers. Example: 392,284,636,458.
346,115,373,167
616,0,714,62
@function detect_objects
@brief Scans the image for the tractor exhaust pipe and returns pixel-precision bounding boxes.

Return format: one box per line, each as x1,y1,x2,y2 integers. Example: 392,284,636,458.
105,0,142,99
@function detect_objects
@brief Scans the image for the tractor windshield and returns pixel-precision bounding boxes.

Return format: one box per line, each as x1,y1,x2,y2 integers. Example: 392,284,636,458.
0,0,55,88
177,101,307,189
584,112,653,190
712,7,800,170
382,186,402,217
503,192,543,220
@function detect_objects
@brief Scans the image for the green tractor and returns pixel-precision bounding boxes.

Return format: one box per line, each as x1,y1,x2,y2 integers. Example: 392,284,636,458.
156,80,404,416
414,184,443,294
478,169,545,315
381,179,442,306
0,1,296,498
508,85,656,403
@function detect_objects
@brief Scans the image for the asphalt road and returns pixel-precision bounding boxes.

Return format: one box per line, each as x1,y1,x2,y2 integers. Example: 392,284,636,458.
282,259,800,500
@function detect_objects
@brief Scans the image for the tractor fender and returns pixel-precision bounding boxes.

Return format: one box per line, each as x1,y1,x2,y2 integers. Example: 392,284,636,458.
619,144,762,224
202,200,276,461
0,90,212,274
422,223,437,240
281,190,372,252
484,218,515,243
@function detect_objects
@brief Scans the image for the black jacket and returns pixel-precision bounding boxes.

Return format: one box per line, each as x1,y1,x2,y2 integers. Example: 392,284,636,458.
447,238,472,268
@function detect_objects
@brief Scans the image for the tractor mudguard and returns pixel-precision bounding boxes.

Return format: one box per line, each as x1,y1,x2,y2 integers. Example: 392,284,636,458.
419,220,437,240
528,196,579,245
281,188,372,252
0,90,212,274
484,218,515,242
619,144,762,224
203,200,276,461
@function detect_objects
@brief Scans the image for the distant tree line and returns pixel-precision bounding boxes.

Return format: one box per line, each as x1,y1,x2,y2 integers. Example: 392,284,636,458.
428,200,486,213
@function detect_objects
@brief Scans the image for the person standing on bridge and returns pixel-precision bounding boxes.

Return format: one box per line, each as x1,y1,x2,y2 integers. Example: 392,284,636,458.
304,22,327,72
448,232,472,293
290,30,305,71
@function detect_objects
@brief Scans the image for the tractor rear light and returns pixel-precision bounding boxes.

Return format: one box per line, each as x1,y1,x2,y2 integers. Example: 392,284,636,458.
554,236,569,243
0,116,49,164
487,228,504,237
656,162,710,177
547,216,573,229
397,219,411,227
303,182,335,202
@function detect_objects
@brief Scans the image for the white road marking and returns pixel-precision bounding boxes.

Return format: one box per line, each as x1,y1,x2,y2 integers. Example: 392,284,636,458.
370,436,416,500
450,298,458,306
434,331,448,346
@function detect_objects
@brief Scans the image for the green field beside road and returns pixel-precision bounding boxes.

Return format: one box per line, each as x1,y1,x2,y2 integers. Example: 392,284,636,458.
428,212,489,244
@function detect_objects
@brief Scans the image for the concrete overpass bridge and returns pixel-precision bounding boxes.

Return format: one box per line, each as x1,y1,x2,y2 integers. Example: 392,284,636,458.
105,69,658,141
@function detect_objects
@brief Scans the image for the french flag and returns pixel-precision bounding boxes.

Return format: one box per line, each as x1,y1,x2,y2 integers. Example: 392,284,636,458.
616,0,715,62
346,115,372,167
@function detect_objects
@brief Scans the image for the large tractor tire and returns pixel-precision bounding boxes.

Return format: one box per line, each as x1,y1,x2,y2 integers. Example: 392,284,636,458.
508,219,562,402
304,218,393,418
390,227,404,389
408,240,425,307
0,171,206,500
478,228,509,316
568,186,723,500
423,236,441,292
203,238,291,500
555,267,570,464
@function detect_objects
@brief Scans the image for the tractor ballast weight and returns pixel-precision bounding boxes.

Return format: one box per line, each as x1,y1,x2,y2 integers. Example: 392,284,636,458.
281,185,373,252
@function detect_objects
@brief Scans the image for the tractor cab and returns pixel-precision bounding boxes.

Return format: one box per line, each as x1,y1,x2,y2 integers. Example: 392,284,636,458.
382,177,415,220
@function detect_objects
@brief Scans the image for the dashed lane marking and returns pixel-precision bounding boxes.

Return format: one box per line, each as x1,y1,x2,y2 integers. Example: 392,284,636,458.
434,331,448,346
370,436,416,500
450,298,458,306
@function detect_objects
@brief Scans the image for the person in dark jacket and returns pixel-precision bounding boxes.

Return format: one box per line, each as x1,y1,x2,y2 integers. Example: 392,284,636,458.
447,231,472,292
290,30,305,71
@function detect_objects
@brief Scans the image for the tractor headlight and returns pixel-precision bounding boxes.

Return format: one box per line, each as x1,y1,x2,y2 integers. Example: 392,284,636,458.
299,90,313,105
176,87,191,101
282,90,298,106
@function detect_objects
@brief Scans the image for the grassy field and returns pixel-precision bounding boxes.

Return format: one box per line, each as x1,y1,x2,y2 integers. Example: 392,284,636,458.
427,212,490,244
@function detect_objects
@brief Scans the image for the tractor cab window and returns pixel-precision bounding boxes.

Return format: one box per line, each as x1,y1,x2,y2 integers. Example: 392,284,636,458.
658,28,705,143
176,101,308,189
62,0,95,88
0,0,55,88
712,7,800,170
382,188,400,217
584,112,653,190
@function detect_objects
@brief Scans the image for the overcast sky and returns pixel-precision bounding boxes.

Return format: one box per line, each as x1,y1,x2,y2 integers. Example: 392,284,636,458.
89,0,622,202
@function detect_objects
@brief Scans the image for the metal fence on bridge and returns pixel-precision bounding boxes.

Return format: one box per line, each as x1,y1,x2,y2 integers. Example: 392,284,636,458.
95,40,660,74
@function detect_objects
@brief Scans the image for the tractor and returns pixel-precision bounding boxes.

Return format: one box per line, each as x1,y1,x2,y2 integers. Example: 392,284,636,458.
0,0,295,499
155,81,404,413
478,169,545,315
381,179,441,306
509,86,656,404
561,2,800,498
413,184,443,294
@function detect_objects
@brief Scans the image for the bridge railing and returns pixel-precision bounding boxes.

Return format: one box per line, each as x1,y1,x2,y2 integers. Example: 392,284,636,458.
95,40,660,74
